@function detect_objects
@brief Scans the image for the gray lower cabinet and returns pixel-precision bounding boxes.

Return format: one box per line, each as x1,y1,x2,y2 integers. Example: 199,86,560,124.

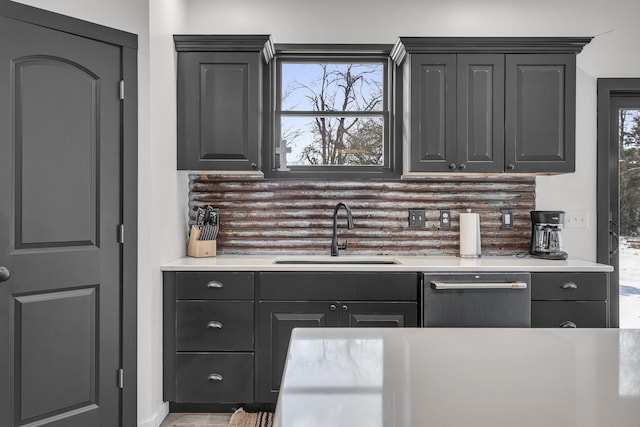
531,272,610,328
256,272,420,403
162,268,609,408
163,270,418,406
163,271,255,404
256,301,338,404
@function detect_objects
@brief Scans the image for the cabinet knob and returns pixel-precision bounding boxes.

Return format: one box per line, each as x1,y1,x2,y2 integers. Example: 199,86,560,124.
458,163,466,170
560,282,578,290
250,162,257,169
506,164,515,170
341,304,349,311
206,281,223,289
207,321,223,329
448,163,457,170
329,304,337,311
207,373,223,382
559,320,577,328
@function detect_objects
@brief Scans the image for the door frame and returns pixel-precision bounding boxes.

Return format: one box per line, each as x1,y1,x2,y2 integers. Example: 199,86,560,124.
596,78,640,328
0,1,138,425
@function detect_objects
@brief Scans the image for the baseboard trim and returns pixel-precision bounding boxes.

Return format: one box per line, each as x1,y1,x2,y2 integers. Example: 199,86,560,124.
138,402,170,427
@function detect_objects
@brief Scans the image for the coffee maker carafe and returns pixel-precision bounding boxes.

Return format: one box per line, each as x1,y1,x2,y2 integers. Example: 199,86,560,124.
530,211,568,260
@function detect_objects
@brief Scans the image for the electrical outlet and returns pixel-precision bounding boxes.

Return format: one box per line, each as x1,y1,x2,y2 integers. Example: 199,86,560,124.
565,210,588,228
408,209,426,227
439,210,451,228
501,210,514,228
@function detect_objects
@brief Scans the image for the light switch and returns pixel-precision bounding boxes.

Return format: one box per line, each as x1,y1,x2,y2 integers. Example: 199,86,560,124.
408,209,426,227
502,210,513,228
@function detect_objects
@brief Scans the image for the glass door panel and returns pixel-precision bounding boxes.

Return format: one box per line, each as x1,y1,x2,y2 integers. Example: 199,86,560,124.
617,107,640,328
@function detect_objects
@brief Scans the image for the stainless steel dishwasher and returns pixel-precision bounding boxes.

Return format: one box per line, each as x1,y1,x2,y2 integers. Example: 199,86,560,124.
422,272,531,327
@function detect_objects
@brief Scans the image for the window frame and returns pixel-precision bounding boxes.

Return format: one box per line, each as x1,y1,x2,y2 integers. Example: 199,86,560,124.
263,44,401,179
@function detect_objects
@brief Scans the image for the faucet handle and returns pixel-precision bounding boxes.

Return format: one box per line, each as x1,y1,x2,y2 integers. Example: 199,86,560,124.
337,241,347,251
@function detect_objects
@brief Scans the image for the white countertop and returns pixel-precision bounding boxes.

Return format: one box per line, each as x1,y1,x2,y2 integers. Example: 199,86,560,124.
161,255,612,272
274,328,640,427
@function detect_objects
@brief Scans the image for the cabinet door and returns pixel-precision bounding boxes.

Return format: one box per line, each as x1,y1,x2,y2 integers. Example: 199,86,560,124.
505,54,576,173
257,301,338,403
177,51,261,170
339,302,418,327
457,54,505,172
409,54,457,172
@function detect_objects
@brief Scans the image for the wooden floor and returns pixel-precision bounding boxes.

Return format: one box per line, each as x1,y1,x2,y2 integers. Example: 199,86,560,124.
160,413,232,427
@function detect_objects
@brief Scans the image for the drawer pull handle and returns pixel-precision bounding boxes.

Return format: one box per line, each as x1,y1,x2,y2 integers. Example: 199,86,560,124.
207,281,223,289
560,282,578,290
207,373,223,382
431,281,528,290
559,321,577,328
207,321,223,329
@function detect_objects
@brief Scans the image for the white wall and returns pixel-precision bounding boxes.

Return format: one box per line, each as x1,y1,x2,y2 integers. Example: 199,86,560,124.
8,0,640,425
142,0,189,426
184,0,640,260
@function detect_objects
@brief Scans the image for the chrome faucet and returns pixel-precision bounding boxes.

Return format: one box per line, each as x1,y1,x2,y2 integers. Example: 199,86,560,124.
331,202,355,256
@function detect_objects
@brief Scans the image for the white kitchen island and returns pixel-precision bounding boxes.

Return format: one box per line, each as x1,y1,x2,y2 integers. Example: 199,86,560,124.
273,328,640,427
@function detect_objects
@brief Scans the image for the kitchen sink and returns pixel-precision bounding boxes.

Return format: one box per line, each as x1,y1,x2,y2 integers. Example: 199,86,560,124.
272,256,401,265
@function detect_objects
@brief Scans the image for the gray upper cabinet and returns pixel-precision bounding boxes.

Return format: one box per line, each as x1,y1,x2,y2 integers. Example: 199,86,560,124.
408,53,457,172
174,35,273,171
505,54,576,173
408,53,504,173
393,37,590,174
457,54,505,172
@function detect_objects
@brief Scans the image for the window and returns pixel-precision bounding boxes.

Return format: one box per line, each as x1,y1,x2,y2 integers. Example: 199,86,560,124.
266,45,399,178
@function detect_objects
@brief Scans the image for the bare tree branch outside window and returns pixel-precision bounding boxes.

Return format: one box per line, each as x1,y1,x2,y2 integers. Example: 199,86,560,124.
279,62,385,167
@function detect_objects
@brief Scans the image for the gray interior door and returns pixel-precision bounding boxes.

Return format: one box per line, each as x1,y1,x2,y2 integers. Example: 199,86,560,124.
0,15,122,426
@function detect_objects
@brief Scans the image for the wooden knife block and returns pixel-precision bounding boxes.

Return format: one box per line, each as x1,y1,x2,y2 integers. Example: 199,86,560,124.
187,225,217,257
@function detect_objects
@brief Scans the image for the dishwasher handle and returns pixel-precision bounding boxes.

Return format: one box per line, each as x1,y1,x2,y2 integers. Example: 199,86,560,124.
430,281,528,290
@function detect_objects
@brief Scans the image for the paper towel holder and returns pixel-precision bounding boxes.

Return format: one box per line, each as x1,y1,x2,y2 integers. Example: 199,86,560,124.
459,209,481,258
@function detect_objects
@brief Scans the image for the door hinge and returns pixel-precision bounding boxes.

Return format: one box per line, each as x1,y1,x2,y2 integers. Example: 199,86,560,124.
119,80,125,100
117,224,125,244
118,368,124,389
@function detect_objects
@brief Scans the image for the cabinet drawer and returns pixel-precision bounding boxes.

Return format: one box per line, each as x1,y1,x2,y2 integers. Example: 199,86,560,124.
531,301,608,328
176,353,254,403
176,272,254,300
176,301,253,351
531,273,608,301
259,272,418,301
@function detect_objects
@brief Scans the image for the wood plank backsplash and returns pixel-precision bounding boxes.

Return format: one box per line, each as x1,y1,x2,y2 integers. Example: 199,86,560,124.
189,174,535,256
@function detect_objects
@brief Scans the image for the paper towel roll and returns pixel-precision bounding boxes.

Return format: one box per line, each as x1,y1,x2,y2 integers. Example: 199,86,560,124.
460,211,481,258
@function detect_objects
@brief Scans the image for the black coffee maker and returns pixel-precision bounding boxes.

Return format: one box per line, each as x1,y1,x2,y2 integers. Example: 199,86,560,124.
530,211,568,260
